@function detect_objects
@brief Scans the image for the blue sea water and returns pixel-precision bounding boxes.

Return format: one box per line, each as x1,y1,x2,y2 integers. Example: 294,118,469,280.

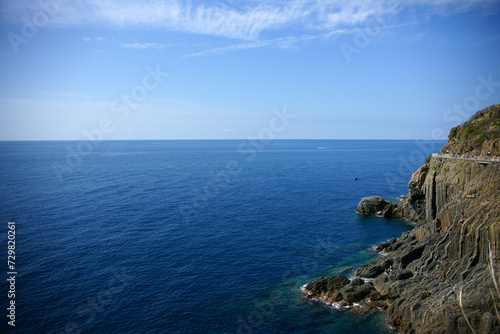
0,140,445,334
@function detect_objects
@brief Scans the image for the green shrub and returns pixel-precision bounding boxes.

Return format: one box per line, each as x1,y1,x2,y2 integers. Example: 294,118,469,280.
448,126,459,140
475,136,486,145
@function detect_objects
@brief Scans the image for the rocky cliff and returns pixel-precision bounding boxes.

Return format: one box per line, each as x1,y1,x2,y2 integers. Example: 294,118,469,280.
305,105,500,333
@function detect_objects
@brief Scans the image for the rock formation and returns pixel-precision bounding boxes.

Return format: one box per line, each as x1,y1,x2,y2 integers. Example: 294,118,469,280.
304,105,500,333
355,196,391,215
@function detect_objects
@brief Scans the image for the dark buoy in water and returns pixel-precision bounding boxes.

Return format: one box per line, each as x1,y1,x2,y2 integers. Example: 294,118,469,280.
354,177,358,180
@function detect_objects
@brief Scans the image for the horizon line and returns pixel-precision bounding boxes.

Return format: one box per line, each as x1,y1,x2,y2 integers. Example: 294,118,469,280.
0,138,448,142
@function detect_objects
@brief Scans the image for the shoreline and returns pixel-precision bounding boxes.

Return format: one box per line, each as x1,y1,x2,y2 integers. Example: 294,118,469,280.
302,105,500,334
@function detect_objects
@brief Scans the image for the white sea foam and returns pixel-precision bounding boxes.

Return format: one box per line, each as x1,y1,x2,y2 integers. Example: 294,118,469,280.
347,275,375,283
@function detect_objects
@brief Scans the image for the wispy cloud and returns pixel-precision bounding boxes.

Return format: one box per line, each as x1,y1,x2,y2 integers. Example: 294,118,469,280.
184,30,346,57
121,42,167,50
81,36,169,50
2,0,497,41
83,36,106,42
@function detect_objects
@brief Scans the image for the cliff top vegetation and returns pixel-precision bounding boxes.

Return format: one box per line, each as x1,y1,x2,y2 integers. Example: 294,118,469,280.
440,104,500,156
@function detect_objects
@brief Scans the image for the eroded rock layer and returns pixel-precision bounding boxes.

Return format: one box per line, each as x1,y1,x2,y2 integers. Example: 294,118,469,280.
305,105,500,333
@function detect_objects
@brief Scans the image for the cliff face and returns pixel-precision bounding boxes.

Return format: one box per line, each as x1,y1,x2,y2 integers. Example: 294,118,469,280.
383,158,500,333
305,105,500,333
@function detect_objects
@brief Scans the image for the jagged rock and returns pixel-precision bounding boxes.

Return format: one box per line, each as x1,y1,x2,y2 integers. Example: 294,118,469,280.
394,269,413,280
356,257,393,278
342,283,374,303
355,196,391,215
349,277,365,287
369,289,382,301
397,242,426,269
381,203,404,218
304,275,350,297
373,275,390,295
332,291,343,302
356,264,385,278
306,106,500,333
375,238,396,252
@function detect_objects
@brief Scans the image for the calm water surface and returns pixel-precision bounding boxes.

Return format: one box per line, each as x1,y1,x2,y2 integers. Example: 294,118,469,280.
0,140,445,333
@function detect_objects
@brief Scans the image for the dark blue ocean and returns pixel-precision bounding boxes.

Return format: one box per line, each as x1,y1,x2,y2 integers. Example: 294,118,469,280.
0,140,445,334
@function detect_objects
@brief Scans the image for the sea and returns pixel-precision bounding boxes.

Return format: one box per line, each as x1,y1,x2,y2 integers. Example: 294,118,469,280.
0,139,445,334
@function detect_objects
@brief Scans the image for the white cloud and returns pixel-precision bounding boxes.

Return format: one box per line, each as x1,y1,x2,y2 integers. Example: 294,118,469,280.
82,36,106,42
1,0,497,40
184,30,345,57
1,0,498,41
121,42,166,50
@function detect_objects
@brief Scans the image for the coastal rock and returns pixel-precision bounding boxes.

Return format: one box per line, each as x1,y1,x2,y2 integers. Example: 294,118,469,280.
375,238,396,252
342,282,374,303
304,275,381,305
394,269,413,280
304,275,350,298
306,106,500,333
356,264,385,278
355,196,391,215
356,257,393,278
381,203,403,218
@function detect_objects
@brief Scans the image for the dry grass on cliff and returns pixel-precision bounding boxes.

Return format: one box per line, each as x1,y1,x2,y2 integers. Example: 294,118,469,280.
457,242,500,333
459,286,476,334
489,242,500,321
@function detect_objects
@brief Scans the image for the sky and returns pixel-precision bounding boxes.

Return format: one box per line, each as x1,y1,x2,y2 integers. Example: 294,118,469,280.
0,0,499,140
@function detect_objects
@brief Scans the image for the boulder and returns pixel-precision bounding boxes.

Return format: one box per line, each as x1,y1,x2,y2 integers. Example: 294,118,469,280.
356,264,385,278
355,196,391,215
381,203,403,218
341,283,374,303
369,289,382,301
357,256,394,278
349,277,365,288
394,269,413,280
375,238,396,252
304,275,350,296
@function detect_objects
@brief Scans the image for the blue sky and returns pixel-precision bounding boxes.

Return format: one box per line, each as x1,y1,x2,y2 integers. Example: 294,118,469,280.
1,0,499,140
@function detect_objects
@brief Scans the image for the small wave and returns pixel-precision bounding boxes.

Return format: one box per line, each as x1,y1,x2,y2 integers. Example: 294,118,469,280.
347,275,375,283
